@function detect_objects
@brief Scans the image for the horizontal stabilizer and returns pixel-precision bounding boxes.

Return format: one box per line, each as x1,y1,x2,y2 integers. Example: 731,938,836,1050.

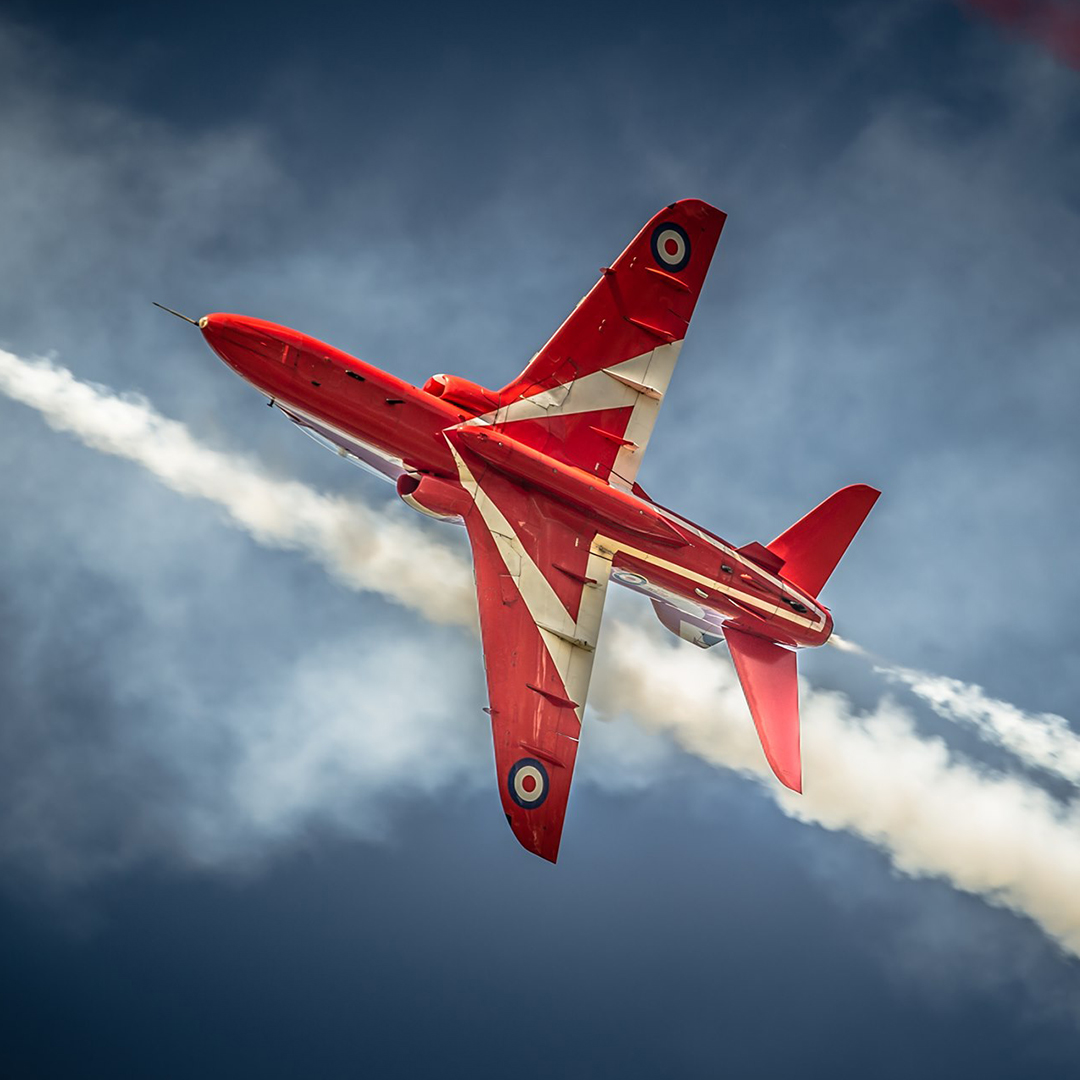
723,626,801,792
767,484,880,598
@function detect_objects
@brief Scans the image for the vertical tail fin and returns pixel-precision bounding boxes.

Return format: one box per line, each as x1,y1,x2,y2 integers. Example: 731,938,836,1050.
724,485,879,790
767,484,880,599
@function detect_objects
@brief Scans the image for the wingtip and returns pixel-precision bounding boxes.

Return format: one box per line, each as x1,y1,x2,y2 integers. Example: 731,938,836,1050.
765,753,803,795
505,812,563,864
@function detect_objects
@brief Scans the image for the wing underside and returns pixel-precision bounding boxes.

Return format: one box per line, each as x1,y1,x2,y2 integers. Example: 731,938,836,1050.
450,444,612,862
475,199,726,491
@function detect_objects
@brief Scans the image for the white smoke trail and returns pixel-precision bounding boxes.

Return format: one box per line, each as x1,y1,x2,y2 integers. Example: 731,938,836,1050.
876,663,1080,788
827,634,867,655
829,632,1080,790
0,350,476,628
593,625,1080,957
4,349,1080,957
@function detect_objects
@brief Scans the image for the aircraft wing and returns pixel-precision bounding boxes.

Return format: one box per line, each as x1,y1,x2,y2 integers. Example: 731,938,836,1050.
449,443,613,862
483,199,726,492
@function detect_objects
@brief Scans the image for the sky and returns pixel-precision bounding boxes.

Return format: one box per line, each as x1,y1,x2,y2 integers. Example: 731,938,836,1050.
1,0,1079,1076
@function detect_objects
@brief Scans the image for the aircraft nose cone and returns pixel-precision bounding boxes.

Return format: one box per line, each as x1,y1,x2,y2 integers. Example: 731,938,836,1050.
198,313,225,354
199,312,225,337
198,313,250,374
197,312,221,341
198,313,293,381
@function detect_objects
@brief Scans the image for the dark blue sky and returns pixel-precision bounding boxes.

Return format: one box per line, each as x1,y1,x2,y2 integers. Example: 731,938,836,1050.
1,1,1079,1076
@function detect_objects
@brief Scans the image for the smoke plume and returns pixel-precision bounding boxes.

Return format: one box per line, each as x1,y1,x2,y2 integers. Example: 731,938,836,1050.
0,349,477,628
877,662,1080,788
594,625,1080,956
3,349,1080,957
830,634,1080,789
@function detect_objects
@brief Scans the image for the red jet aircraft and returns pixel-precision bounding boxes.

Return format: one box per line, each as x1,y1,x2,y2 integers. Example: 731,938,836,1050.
165,199,878,862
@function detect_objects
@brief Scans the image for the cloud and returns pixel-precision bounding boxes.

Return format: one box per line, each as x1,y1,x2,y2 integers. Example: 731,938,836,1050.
173,631,488,869
2,19,1079,1055
597,623,1080,957
4,350,1080,962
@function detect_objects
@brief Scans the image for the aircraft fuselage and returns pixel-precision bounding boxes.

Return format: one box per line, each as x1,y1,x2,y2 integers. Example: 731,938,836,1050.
201,312,833,650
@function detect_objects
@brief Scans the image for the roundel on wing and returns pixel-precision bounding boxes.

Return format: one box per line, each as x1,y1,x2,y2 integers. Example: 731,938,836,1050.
508,757,550,810
650,222,691,273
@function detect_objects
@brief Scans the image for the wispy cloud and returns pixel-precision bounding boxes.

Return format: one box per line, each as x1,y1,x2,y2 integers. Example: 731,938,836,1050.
597,624,1080,957
4,350,1080,959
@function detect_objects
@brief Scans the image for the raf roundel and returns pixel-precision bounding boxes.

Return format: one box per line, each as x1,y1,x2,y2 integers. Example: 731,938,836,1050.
650,221,691,273
508,757,550,810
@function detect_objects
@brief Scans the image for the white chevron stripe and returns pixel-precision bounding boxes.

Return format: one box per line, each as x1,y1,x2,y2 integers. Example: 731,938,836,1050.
467,344,682,490
448,443,612,720
609,343,681,489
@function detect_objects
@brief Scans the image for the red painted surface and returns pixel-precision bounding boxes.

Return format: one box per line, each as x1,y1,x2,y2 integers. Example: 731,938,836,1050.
458,466,590,862
768,485,881,599
446,425,689,547
195,200,878,863
724,627,802,793
498,200,724,399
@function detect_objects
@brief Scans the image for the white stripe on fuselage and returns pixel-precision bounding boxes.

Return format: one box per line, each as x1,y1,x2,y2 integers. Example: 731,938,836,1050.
592,533,826,635
279,370,822,636
632,503,828,631
457,345,823,629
